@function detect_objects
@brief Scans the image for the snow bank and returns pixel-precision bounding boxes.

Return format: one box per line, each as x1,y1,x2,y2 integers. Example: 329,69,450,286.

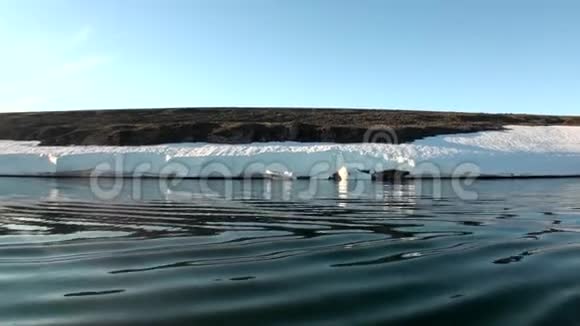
0,126,579,179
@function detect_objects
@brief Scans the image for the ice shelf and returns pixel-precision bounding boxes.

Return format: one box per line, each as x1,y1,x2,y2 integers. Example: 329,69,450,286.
0,126,579,179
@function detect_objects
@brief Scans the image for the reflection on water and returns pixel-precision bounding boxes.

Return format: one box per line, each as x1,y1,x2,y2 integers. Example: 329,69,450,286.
1,177,580,325
337,178,348,208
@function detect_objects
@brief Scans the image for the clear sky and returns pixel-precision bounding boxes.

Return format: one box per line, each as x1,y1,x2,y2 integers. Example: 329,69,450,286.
0,0,578,114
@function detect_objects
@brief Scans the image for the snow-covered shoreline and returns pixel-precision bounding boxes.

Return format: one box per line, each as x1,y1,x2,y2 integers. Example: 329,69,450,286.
1,126,580,179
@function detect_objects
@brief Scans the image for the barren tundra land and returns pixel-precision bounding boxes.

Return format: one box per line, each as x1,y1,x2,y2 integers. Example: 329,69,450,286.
1,107,579,146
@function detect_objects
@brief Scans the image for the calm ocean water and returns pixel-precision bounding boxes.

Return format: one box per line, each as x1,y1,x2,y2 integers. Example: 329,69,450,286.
1,177,580,325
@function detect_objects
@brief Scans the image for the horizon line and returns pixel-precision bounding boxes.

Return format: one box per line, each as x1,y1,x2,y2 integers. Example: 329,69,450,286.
1,106,577,117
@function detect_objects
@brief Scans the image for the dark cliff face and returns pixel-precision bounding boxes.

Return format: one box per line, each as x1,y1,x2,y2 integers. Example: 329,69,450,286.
0,108,578,146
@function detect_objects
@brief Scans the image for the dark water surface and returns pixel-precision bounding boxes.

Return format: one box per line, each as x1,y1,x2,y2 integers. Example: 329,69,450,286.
1,178,580,325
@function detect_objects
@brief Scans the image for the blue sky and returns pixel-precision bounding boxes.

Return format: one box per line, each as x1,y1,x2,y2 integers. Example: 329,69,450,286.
0,0,578,114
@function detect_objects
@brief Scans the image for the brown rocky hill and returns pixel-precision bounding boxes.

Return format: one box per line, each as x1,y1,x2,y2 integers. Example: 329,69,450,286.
0,108,578,146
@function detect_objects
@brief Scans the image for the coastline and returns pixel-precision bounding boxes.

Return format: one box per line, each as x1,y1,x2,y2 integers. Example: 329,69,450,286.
1,125,580,179
1,107,579,146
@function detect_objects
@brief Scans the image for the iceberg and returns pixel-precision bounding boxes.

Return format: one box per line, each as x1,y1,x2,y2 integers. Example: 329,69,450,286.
0,126,579,179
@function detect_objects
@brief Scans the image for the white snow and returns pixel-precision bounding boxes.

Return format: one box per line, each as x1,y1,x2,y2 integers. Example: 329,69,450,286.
0,126,579,178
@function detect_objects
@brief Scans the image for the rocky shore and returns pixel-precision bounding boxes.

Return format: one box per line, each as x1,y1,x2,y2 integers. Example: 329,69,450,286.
1,108,579,146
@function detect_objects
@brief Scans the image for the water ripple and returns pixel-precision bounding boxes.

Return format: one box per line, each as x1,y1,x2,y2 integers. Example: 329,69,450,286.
1,178,580,324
